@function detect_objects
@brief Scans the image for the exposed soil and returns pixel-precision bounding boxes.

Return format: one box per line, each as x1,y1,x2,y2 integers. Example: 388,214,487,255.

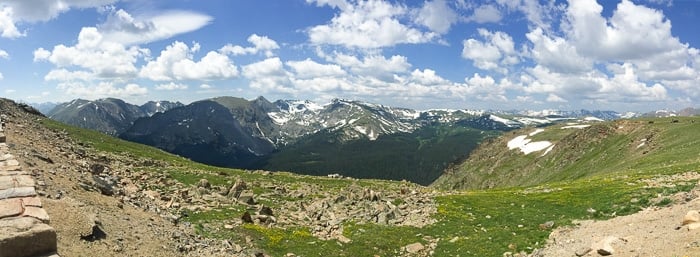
537,180,700,257
2,102,194,256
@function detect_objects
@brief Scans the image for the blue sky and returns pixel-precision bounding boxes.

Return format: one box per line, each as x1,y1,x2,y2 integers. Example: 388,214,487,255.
0,0,698,111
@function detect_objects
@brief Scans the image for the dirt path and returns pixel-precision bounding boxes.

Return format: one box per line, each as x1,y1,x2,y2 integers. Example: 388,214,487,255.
1,101,194,256
538,194,700,257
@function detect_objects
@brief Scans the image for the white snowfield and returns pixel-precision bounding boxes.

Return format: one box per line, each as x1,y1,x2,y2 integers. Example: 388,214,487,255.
507,132,553,155
489,115,520,127
561,124,591,129
583,116,604,122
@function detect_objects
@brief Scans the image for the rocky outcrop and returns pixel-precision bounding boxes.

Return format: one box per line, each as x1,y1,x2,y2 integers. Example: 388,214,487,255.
0,117,58,257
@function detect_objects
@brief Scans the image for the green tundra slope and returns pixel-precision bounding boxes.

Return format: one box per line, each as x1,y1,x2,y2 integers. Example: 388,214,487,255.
35,108,700,257
432,117,700,190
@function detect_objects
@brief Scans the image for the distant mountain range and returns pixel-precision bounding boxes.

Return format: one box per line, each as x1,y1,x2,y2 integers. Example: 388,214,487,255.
45,98,183,136
36,96,698,184
641,108,700,118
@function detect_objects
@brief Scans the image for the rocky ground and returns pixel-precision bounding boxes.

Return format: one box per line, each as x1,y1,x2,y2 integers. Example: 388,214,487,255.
0,99,438,257
2,101,189,256
532,173,700,257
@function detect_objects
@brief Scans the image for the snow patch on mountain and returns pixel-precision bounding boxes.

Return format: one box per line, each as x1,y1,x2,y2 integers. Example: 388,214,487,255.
268,112,290,125
521,141,553,155
490,115,513,125
488,115,525,128
507,134,552,155
517,117,550,125
562,124,591,129
583,116,604,122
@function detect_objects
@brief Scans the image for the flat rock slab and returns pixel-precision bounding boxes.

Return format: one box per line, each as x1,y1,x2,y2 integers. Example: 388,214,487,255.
0,159,19,167
0,187,36,200
0,175,36,190
22,207,50,223
0,197,44,220
0,171,30,176
0,199,22,219
20,197,42,207
0,217,57,257
0,163,20,172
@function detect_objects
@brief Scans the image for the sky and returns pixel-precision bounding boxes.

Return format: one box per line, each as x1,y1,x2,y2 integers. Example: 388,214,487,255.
0,0,698,112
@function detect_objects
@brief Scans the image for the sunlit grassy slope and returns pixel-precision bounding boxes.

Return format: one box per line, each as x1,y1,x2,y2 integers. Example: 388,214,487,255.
41,117,700,257
433,117,700,190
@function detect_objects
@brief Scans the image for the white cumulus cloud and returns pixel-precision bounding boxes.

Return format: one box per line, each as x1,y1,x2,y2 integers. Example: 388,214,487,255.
286,58,346,79
566,0,679,60
34,27,145,79
0,7,23,38
140,41,239,81
409,69,451,86
525,27,591,74
415,0,458,34
307,0,437,48
331,53,411,81
462,28,518,73
242,57,295,94
220,34,280,57
468,4,502,23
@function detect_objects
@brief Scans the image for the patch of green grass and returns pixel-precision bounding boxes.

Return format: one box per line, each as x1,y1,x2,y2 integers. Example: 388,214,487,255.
238,222,425,257
426,176,654,256
242,224,343,256
656,197,673,207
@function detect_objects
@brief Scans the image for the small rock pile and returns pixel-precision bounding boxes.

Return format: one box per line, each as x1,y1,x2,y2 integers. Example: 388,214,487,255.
287,184,437,241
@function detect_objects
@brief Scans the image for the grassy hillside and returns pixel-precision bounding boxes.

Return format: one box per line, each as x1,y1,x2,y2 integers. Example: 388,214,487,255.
39,116,700,257
433,117,700,190
261,125,499,185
